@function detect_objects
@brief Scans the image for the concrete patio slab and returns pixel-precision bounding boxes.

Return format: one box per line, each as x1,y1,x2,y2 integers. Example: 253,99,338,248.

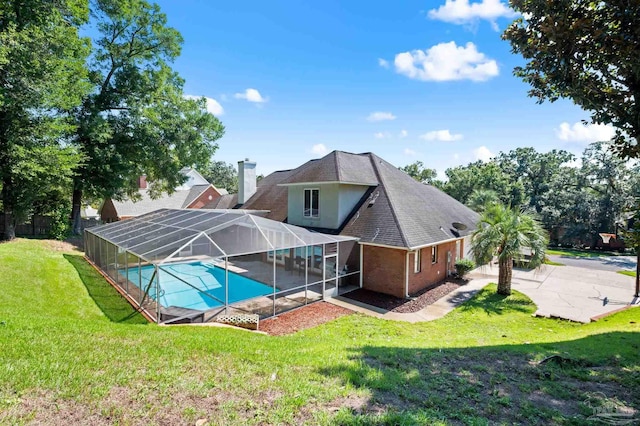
469,264,639,323
329,263,638,324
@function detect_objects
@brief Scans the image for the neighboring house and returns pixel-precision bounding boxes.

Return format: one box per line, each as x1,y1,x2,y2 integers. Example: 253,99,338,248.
100,168,228,222
205,151,480,298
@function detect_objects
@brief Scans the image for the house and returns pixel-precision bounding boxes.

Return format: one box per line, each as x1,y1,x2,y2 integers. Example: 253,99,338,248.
206,151,480,298
100,168,227,222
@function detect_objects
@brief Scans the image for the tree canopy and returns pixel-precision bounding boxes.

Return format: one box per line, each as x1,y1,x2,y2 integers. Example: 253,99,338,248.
503,0,640,158
70,0,225,233
399,161,440,187
202,161,238,193
441,143,636,248
0,0,90,239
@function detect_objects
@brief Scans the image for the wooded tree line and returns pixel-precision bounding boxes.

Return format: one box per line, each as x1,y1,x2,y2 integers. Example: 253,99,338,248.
0,0,224,240
402,142,640,247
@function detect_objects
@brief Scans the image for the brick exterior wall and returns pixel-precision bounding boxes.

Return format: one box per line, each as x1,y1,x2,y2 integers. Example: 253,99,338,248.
408,240,458,295
186,186,223,209
362,239,464,298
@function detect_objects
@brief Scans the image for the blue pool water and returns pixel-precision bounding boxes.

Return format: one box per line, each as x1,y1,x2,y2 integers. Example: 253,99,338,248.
119,261,275,310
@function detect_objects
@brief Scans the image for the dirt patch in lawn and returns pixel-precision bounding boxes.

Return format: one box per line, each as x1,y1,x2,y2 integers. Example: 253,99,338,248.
343,279,466,313
260,301,353,336
43,238,83,253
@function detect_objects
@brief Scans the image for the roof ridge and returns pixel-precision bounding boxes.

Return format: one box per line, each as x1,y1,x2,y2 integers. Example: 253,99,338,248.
333,151,341,181
368,153,410,248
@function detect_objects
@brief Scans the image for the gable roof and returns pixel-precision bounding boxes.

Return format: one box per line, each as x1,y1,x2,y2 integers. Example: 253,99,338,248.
110,184,213,218
242,151,479,249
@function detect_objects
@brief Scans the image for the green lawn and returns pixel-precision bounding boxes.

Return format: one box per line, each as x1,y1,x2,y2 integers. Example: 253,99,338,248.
618,270,637,277
546,248,624,258
0,239,638,425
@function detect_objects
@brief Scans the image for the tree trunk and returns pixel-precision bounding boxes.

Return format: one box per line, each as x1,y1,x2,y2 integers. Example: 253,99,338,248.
1,177,15,241
497,256,513,295
71,186,83,235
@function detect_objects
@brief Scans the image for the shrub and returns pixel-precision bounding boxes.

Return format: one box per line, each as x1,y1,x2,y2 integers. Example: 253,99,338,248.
47,205,71,240
455,258,476,278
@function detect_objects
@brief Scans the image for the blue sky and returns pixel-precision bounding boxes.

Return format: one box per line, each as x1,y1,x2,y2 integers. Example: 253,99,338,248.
155,0,615,178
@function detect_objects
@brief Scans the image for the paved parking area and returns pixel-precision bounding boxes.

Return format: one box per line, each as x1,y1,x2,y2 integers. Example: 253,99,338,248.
469,264,639,323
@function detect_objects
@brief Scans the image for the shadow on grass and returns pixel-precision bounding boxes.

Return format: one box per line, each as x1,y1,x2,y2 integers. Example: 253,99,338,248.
319,332,640,425
64,254,148,324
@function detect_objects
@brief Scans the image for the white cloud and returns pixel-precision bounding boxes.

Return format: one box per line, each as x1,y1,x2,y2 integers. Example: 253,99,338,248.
399,129,408,138
310,143,329,156
428,0,517,29
184,95,224,116
394,41,499,82
374,132,391,139
367,111,397,122
474,146,494,162
556,122,616,143
378,58,390,68
403,148,417,156
420,129,463,142
234,88,267,103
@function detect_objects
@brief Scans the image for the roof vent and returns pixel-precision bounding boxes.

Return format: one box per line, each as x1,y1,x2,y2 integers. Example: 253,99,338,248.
452,222,468,231
368,191,379,207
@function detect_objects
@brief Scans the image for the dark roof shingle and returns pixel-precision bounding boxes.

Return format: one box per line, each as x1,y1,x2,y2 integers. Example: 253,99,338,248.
239,151,480,248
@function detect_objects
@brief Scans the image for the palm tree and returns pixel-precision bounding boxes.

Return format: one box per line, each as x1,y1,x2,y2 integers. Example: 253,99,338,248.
471,204,548,295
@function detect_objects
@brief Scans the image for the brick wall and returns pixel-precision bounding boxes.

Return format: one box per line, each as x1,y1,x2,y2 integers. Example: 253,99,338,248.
361,245,407,298
408,241,458,295
361,240,465,298
187,186,223,209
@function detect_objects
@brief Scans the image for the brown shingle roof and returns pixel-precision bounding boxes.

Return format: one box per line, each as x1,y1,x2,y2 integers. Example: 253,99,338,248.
238,151,479,248
280,151,378,185
240,169,295,222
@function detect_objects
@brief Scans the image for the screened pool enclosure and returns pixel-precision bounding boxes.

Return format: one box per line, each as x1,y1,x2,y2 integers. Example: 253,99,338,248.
84,209,360,324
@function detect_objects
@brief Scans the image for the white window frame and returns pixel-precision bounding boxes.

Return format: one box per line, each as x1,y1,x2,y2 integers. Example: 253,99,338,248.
303,188,320,218
431,245,438,264
414,249,421,273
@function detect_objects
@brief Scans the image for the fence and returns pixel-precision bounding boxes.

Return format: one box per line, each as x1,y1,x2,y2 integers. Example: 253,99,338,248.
0,214,100,237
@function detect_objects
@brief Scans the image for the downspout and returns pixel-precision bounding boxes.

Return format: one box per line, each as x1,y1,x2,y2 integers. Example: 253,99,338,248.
359,244,363,288
405,251,410,298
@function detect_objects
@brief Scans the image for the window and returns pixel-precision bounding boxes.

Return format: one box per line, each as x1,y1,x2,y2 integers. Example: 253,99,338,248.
303,189,319,218
431,246,438,264
414,249,421,273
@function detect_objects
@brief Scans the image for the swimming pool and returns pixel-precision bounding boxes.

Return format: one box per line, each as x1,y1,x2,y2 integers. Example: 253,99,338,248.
119,261,275,310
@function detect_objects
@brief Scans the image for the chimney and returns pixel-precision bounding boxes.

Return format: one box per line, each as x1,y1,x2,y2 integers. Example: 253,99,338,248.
138,175,147,189
238,159,257,204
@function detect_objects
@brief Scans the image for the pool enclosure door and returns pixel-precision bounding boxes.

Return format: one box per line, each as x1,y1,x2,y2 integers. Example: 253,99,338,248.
323,253,338,297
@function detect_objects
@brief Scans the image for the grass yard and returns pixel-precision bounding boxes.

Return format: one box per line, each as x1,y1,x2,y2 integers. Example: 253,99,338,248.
0,239,638,425
546,248,624,258
618,270,637,277
544,258,565,266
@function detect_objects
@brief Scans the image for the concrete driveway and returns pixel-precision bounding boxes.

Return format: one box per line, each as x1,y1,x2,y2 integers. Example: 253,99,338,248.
547,254,637,272
468,264,639,323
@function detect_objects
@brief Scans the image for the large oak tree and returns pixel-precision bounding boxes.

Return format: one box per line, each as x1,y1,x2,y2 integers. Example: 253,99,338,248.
70,0,224,233
503,0,640,159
